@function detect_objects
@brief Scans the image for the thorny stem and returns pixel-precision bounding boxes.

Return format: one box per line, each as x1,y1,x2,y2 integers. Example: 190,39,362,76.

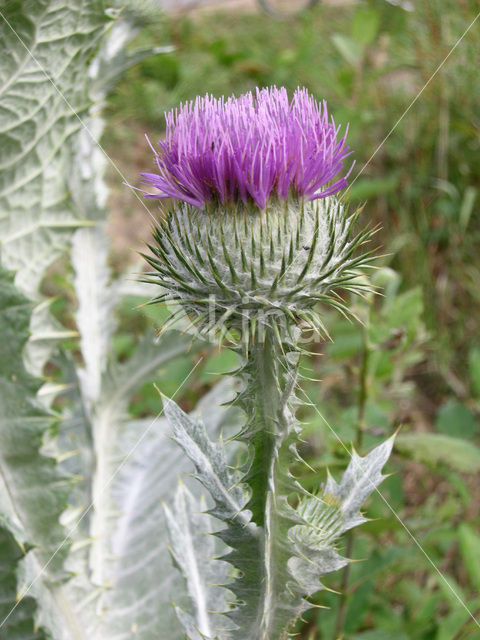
243,331,290,528
333,326,370,639
239,328,299,639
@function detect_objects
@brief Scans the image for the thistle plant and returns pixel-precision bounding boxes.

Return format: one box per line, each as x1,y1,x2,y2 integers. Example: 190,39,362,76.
141,87,394,640
2,4,478,640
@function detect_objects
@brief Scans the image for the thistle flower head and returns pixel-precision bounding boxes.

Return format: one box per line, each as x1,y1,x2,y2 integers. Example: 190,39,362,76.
140,88,374,348
141,86,352,210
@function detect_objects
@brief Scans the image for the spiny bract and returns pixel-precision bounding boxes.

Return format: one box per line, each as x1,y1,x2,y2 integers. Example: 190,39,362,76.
144,197,374,344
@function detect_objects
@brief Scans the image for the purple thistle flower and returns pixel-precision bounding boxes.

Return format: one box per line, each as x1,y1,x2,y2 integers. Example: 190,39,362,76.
141,86,353,210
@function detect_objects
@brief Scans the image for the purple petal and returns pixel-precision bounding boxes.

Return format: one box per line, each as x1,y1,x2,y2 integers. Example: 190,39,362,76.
140,86,352,210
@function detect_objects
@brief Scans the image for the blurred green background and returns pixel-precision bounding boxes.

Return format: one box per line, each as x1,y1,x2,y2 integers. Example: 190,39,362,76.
99,0,480,637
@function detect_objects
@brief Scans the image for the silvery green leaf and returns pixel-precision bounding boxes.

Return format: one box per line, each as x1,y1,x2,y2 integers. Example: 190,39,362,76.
0,2,194,639
39,325,199,639
0,1,109,297
16,552,92,640
289,436,395,595
99,380,242,640
163,396,249,525
18,366,235,640
20,328,208,640
70,13,158,412
0,4,159,376
0,0,112,378
84,328,194,585
0,262,68,555
65,4,188,590
164,485,232,640
162,390,277,640
0,262,80,638
98,416,184,639
323,436,394,532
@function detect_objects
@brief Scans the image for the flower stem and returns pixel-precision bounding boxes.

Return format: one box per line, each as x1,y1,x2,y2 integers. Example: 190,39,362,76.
236,328,300,639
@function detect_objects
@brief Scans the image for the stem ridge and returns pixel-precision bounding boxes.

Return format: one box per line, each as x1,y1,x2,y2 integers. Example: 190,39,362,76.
229,330,305,640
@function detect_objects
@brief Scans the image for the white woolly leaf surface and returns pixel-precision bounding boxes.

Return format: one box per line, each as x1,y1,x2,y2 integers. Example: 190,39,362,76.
102,381,242,640
0,0,108,297
289,437,395,594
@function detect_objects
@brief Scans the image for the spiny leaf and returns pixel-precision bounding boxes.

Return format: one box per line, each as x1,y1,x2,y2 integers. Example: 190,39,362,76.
164,484,232,639
0,261,70,560
0,261,79,639
289,437,395,595
162,395,249,525
103,380,243,640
